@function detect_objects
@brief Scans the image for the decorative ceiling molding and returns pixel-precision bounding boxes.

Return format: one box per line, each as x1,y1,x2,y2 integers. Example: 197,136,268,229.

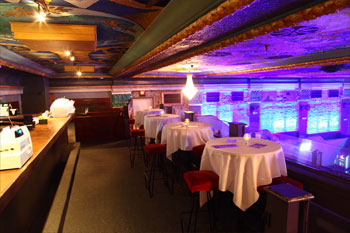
0,46,55,77
199,57,350,77
115,0,256,76
51,75,112,79
49,85,112,93
0,59,52,78
0,85,24,96
124,0,350,77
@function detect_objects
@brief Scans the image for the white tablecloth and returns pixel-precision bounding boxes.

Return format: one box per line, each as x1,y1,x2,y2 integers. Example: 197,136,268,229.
135,109,164,127
161,122,214,160
144,114,180,141
200,137,287,211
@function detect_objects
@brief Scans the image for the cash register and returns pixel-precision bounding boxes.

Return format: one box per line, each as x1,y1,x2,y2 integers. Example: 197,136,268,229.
0,125,33,170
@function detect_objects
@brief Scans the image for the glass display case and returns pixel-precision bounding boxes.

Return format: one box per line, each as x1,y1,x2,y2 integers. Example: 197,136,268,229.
274,133,350,180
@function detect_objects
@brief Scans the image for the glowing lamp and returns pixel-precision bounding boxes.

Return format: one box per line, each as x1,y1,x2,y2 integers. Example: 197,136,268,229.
182,72,197,100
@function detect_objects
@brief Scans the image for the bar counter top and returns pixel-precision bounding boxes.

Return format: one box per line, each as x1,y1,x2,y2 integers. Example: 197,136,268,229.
0,116,72,212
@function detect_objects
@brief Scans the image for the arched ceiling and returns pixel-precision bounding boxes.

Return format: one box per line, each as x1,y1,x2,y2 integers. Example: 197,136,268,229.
115,0,350,80
0,0,174,77
0,0,350,80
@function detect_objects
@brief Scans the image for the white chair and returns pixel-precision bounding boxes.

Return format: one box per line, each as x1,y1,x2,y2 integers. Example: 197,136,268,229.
196,115,229,138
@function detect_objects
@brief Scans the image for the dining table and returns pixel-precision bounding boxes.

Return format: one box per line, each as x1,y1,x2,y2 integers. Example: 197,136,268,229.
200,137,287,211
135,108,164,127
161,121,214,160
144,114,180,142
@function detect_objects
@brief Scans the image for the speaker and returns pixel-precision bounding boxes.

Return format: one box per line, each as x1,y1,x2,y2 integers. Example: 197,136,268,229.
299,101,310,137
184,111,194,121
341,99,350,135
229,122,246,137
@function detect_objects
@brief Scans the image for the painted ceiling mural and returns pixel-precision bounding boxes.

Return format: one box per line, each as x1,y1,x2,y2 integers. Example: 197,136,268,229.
133,6,350,78
0,0,169,74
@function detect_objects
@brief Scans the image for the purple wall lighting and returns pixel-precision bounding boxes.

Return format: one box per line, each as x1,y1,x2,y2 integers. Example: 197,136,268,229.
307,99,340,134
199,86,343,135
260,102,298,133
201,90,249,125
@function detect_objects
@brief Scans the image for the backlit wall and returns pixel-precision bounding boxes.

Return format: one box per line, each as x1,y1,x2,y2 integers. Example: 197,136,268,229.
197,85,347,134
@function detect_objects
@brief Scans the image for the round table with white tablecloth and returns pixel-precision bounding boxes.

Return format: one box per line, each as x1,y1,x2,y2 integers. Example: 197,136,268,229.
161,122,214,160
144,114,180,142
135,109,164,127
200,137,287,211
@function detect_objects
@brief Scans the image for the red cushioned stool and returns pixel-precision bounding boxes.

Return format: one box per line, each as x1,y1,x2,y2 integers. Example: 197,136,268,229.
182,170,219,233
128,119,145,168
144,144,171,198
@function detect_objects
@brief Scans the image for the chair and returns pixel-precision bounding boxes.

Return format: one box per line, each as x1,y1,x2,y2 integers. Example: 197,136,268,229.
196,115,229,138
144,144,171,198
182,170,219,233
128,119,145,168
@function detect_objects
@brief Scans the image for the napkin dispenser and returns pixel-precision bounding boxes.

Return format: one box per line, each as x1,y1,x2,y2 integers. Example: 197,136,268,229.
0,103,10,117
0,126,33,170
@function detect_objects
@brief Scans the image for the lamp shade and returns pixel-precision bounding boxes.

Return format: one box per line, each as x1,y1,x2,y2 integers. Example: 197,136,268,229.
182,73,198,100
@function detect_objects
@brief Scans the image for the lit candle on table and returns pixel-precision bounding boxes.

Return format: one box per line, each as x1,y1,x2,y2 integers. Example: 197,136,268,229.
244,133,250,146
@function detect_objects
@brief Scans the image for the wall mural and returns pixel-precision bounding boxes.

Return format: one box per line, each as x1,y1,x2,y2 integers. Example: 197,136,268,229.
0,0,168,74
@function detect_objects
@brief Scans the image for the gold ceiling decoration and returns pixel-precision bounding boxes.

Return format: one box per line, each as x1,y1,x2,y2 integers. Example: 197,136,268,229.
10,22,96,52
118,0,256,75
133,0,350,76
200,57,350,76
64,65,95,73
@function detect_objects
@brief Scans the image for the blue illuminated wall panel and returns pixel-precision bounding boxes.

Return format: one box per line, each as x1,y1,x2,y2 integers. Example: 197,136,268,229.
260,102,298,133
217,91,233,122
307,99,340,134
232,103,249,126
201,102,217,116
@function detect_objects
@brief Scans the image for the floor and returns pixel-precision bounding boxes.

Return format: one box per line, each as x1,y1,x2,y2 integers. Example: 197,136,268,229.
39,138,262,233
32,124,348,233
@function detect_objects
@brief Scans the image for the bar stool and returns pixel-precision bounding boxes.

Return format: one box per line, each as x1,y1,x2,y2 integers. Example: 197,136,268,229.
144,143,171,198
128,119,145,168
182,170,219,233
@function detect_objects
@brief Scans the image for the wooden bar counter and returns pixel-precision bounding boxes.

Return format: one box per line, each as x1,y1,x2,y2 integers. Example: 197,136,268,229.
0,116,72,232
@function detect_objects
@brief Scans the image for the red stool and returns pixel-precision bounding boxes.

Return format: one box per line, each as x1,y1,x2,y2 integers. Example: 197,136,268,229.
182,170,219,233
144,144,171,198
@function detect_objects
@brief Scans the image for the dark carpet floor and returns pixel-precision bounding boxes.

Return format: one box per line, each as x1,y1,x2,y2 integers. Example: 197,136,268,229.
60,140,194,233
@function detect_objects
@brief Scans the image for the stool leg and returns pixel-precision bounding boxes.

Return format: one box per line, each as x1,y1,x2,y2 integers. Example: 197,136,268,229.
207,191,215,231
186,194,197,232
148,153,156,198
130,137,137,168
160,154,172,194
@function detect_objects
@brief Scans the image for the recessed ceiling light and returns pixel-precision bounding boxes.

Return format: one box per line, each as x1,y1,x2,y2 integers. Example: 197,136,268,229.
64,51,71,56
76,71,82,76
70,56,75,62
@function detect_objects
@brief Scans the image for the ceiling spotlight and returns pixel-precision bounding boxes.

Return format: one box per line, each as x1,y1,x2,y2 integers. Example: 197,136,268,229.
70,56,75,62
34,0,49,22
36,12,46,22
64,51,71,56
76,71,82,76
